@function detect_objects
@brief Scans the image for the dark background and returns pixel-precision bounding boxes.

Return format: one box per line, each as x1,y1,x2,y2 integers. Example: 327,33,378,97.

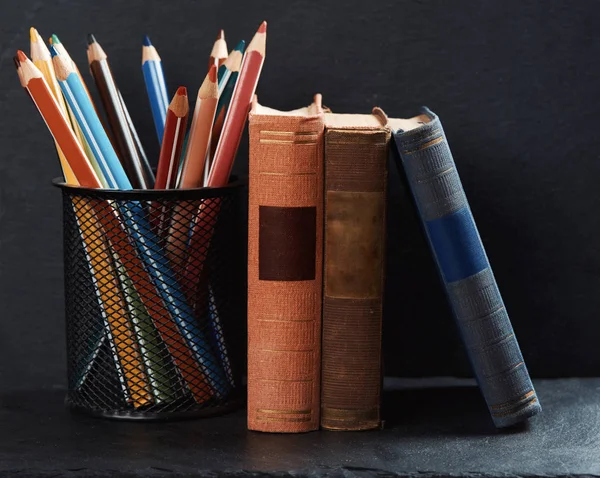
0,0,598,392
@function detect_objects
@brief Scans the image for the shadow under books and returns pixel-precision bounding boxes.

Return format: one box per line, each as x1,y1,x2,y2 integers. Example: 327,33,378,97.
381,378,530,436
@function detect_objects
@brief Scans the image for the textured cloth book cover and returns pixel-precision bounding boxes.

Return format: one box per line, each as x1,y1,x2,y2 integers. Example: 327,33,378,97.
391,108,541,428
321,113,389,431
247,97,324,432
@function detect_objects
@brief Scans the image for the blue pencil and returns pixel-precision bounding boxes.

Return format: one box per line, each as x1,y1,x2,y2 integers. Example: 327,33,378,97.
51,47,129,189
52,47,229,397
142,35,169,144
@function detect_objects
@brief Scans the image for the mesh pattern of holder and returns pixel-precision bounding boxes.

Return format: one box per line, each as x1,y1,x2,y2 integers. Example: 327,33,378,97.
55,179,247,420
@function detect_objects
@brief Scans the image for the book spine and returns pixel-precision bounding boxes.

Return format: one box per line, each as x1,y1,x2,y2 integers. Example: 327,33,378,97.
393,115,541,428
247,113,324,432
321,127,389,431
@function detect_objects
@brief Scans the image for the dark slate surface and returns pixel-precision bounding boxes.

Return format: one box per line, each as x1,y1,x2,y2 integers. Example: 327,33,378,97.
1,378,597,477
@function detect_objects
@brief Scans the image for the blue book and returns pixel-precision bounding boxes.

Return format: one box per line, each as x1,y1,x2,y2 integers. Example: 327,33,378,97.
390,108,541,427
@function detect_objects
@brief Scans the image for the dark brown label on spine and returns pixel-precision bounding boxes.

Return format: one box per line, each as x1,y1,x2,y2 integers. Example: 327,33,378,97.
259,206,317,281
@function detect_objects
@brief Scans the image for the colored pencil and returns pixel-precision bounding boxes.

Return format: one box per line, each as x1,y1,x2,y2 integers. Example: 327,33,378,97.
142,35,169,144
54,45,228,397
209,41,245,178
155,87,189,190
50,34,94,102
17,51,100,188
49,34,107,186
87,34,154,189
118,90,152,184
217,40,245,96
153,87,189,236
207,21,267,187
164,66,218,270
30,27,78,185
180,65,219,189
208,29,228,69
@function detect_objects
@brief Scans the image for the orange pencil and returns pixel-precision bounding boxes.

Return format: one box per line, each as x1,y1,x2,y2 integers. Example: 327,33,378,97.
17,51,100,188
165,66,218,271
208,29,228,68
30,27,78,185
207,21,266,187
179,65,219,189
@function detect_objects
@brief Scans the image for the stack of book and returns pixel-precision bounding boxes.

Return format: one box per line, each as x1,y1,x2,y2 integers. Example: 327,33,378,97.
247,95,542,432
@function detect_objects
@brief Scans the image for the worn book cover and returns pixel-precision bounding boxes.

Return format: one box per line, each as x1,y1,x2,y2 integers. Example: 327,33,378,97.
389,107,541,428
247,95,324,432
321,112,389,431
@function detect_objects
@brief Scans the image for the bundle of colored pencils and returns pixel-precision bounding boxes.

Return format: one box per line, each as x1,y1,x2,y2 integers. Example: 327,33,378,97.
16,22,266,409
18,23,265,190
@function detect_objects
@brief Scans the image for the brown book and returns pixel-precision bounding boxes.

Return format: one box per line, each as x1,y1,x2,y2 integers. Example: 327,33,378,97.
321,112,390,431
247,95,325,433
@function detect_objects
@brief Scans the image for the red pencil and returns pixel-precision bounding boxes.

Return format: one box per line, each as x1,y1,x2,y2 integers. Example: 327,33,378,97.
206,21,266,187
152,86,189,236
155,87,189,190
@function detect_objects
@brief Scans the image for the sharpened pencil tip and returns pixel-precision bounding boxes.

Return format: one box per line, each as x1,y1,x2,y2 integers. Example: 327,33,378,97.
29,27,38,42
50,34,61,45
217,29,225,40
176,86,187,96
87,33,97,45
208,64,217,82
143,35,152,46
258,21,267,33
17,50,27,62
49,45,59,58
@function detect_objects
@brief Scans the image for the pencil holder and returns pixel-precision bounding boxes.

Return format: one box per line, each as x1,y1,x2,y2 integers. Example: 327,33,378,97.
54,179,247,420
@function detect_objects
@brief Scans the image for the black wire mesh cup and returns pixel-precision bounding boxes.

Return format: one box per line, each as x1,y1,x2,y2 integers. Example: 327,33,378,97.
54,179,247,420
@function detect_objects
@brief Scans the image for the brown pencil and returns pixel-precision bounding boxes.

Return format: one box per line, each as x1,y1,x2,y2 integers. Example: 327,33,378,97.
87,34,154,188
208,29,228,68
